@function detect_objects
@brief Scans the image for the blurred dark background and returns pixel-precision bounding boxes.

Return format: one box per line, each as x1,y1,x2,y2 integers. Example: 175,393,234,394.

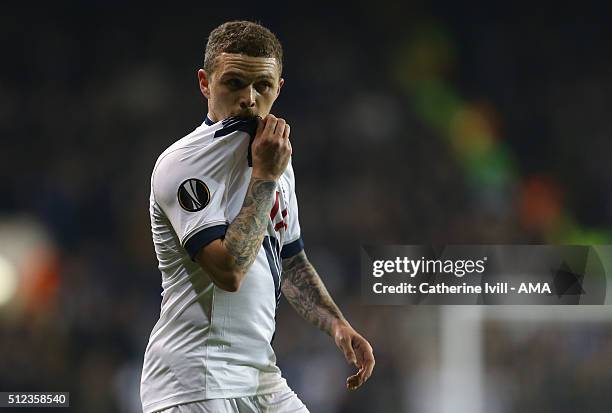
1,2,612,412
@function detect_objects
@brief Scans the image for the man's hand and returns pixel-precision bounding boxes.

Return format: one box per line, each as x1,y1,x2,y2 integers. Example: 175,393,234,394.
333,320,375,390
251,114,291,181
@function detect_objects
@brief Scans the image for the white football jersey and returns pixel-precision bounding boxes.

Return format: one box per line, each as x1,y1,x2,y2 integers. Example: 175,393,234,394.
140,116,304,413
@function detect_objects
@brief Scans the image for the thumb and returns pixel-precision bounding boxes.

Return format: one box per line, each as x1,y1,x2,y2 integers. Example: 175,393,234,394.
337,336,357,366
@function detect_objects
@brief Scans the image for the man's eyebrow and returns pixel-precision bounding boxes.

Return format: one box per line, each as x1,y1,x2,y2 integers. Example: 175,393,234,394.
220,71,246,79
220,71,275,81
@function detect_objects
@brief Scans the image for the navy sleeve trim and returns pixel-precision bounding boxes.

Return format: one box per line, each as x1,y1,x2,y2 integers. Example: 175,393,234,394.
184,224,228,260
281,236,304,259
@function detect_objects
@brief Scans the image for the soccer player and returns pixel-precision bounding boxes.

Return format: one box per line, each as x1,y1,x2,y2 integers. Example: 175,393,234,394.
140,20,375,413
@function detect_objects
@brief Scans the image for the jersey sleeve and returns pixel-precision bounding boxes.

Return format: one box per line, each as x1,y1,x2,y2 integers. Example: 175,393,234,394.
281,161,305,259
152,141,236,260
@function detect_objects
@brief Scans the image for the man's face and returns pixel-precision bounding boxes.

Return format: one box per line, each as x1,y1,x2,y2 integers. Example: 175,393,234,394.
198,53,284,121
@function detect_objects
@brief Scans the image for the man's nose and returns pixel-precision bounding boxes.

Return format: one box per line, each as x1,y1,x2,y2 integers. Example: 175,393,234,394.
239,85,256,108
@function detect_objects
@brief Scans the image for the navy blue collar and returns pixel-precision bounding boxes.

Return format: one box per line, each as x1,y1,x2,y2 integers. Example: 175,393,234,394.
204,115,215,126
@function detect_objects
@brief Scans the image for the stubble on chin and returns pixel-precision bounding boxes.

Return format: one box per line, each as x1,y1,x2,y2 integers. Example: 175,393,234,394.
243,110,258,118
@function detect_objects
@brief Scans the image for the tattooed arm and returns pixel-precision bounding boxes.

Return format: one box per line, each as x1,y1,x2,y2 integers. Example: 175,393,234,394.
281,251,347,335
195,177,276,291
195,114,292,292
282,251,375,390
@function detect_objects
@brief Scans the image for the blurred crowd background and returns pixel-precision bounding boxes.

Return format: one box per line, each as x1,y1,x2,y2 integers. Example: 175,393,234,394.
1,2,612,412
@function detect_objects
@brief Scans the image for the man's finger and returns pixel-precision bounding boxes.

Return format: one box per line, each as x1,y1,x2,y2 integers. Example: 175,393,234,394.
283,124,290,139
359,355,375,383
346,370,363,390
255,117,264,138
263,115,278,136
274,119,286,137
347,372,359,388
355,341,375,380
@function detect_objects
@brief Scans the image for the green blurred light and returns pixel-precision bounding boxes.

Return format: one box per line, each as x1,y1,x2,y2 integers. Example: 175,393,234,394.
411,80,462,132
394,19,610,245
561,227,612,245
463,145,517,189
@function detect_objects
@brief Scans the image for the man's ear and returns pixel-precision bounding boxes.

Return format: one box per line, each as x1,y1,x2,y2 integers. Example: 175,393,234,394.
276,78,284,97
198,69,210,98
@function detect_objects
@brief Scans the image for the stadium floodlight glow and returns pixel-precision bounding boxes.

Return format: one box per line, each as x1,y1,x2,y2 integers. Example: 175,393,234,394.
0,254,18,307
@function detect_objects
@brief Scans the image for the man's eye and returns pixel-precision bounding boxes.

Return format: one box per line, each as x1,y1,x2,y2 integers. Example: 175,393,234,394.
256,82,272,93
226,79,243,89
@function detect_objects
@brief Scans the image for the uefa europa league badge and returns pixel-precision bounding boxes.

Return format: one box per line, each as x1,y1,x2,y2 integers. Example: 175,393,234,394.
177,179,210,212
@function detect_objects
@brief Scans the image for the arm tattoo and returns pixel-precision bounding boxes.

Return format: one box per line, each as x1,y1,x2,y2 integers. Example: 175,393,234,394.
281,251,346,336
224,177,276,273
